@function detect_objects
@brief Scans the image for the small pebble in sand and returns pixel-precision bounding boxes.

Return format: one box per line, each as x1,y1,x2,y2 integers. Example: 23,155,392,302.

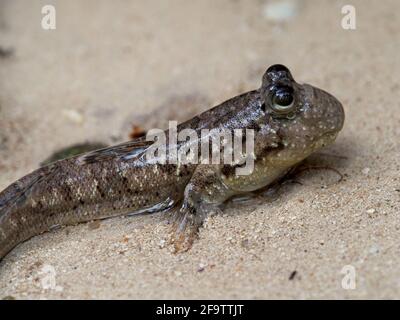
197,262,207,272
366,208,376,214
289,270,298,280
241,239,250,249
121,235,131,243
62,109,84,125
262,0,298,22
362,167,371,175
174,271,182,277
369,244,380,254
158,239,166,249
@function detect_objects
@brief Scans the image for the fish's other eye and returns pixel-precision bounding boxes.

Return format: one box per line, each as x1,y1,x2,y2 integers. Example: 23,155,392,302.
270,86,295,114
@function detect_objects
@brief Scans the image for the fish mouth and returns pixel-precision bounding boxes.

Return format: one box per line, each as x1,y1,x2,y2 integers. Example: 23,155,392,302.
322,131,339,140
314,131,339,150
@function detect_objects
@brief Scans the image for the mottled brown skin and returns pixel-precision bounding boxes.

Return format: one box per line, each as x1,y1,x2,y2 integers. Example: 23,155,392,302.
0,65,344,259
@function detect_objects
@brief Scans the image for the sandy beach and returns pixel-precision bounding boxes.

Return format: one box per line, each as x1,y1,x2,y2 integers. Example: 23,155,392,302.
0,0,399,299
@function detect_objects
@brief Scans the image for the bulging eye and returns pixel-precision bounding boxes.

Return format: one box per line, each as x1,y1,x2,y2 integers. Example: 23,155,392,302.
270,86,295,114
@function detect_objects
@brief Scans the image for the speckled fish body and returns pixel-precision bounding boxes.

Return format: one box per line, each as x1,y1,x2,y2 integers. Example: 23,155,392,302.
0,65,344,259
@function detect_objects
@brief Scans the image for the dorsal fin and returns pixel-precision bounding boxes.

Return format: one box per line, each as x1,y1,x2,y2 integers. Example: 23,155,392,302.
77,138,154,164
